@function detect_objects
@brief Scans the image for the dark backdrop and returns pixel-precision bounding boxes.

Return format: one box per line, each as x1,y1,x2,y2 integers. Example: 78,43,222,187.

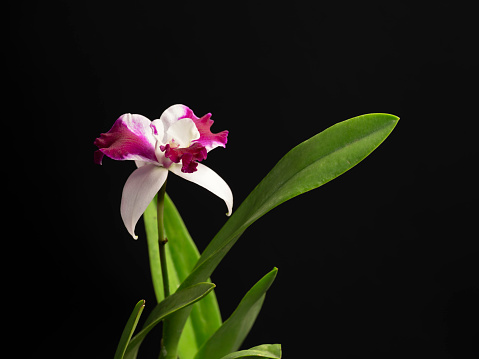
8,2,477,358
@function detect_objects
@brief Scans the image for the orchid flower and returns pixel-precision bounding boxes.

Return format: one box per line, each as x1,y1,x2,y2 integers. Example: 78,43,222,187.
94,104,233,239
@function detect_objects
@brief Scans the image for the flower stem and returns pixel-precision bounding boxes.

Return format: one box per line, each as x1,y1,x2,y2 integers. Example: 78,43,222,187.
157,181,177,359
157,180,170,298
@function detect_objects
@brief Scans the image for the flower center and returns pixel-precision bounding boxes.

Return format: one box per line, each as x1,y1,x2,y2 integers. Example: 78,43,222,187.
165,138,180,149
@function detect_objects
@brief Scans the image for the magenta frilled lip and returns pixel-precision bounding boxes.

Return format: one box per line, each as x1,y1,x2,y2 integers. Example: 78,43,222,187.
94,104,233,239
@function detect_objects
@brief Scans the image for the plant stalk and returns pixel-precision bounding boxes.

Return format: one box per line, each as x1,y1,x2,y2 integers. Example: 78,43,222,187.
157,181,178,358
157,180,170,298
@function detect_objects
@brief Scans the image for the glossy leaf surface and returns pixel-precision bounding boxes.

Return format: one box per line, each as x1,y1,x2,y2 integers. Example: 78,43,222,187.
218,344,282,359
114,300,145,359
161,114,399,356
123,282,215,359
144,194,222,358
195,268,278,359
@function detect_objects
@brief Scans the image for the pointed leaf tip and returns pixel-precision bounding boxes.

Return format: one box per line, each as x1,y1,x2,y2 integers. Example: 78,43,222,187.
114,299,146,359
194,268,278,359
124,282,216,359
159,113,399,358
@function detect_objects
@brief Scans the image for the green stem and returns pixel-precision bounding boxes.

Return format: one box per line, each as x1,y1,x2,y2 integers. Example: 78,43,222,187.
157,181,178,359
157,180,170,298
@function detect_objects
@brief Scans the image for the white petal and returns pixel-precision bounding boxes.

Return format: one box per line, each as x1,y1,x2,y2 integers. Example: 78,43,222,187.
135,160,148,168
166,118,200,147
169,163,233,216
155,104,190,142
121,164,169,239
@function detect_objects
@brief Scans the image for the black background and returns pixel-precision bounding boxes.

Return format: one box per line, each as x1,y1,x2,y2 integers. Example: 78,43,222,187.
7,1,477,358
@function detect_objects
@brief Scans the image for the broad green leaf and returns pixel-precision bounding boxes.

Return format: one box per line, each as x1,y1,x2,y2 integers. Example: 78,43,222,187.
218,344,282,359
195,268,278,359
144,194,222,359
164,194,223,351
123,282,215,359
114,300,145,359
197,114,399,271
160,114,399,356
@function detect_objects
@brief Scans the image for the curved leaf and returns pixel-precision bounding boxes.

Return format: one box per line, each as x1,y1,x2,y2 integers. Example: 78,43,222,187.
123,282,215,359
144,193,222,358
198,114,399,271
160,113,399,356
114,300,146,359
195,268,278,359
218,344,282,359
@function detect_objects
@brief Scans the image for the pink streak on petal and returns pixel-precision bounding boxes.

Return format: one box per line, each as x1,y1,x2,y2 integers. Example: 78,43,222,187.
191,113,229,152
158,104,191,130
94,114,157,165
156,105,228,152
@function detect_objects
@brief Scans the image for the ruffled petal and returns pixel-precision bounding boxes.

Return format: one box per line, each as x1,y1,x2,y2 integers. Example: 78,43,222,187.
120,164,168,239
94,114,157,165
153,105,228,152
191,113,228,152
169,163,233,216
162,142,207,173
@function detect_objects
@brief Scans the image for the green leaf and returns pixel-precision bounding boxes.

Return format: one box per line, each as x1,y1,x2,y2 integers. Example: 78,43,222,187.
160,113,399,355
143,199,162,302
164,194,223,351
144,193,222,359
114,300,146,359
195,268,278,359
197,113,399,272
218,344,282,359
123,282,216,359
